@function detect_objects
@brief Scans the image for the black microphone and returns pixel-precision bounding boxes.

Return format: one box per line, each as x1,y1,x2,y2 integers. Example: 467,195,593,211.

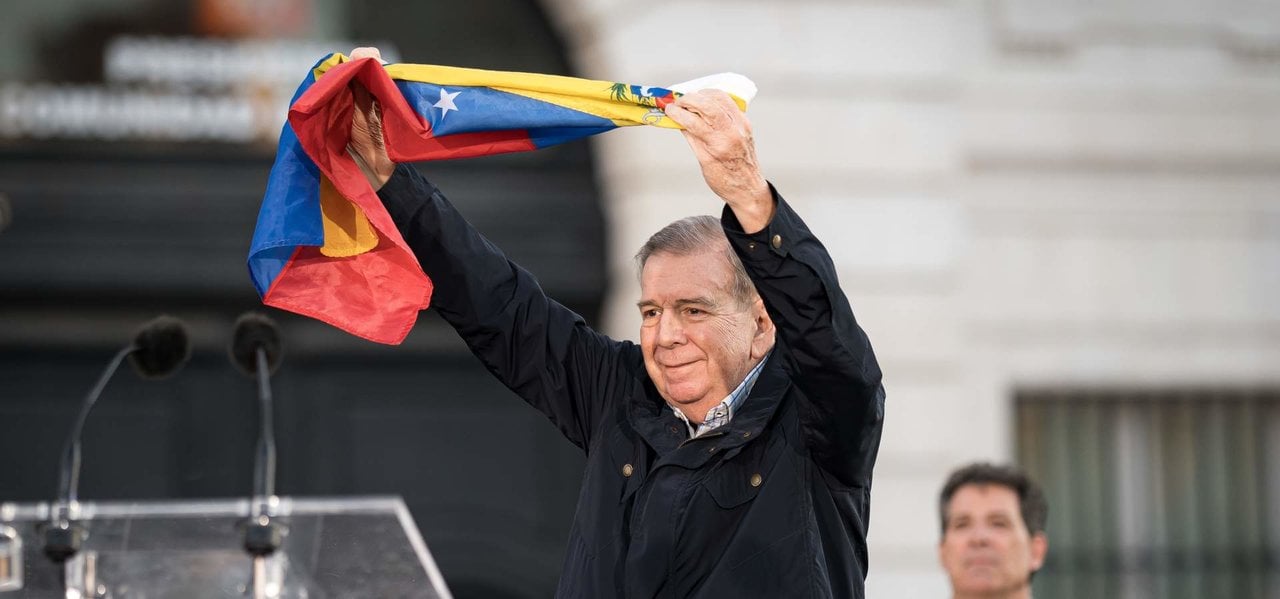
229,312,285,557
44,315,191,563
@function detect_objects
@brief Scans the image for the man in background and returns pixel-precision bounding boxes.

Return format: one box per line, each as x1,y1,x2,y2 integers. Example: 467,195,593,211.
938,463,1050,599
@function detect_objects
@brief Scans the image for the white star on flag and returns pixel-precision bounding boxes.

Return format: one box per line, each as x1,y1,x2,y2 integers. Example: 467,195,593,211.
434,88,462,119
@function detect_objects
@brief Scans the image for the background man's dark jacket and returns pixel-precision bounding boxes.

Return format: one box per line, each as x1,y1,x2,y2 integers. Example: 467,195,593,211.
379,165,885,598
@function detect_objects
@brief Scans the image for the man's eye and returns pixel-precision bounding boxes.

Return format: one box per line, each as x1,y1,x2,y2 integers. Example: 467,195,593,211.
641,309,659,319
684,307,704,316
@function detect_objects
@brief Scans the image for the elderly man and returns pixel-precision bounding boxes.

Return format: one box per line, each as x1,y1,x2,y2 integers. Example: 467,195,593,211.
938,463,1050,599
347,47,885,598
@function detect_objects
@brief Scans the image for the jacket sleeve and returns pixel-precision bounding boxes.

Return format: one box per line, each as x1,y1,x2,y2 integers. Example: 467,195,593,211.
721,188,885,488
377,164,637,451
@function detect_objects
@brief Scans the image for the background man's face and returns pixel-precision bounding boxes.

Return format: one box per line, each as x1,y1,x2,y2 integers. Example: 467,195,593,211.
939,484,1048,597
638,250,761,409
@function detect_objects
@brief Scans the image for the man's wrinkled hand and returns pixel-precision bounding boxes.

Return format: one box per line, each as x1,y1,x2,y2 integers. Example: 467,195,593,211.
664,90,773,233
347,47,396,190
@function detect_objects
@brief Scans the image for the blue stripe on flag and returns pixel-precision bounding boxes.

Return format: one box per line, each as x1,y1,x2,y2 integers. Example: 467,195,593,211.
396,81,615,137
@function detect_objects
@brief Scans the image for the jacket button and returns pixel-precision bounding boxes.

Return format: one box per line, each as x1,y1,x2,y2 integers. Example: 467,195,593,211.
771,234,782,249
747,241,757,250
750,473,763,487
742,431,751,438
622,463,634,477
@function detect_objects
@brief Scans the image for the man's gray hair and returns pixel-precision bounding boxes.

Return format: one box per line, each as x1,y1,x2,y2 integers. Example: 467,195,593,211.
635,215,757,305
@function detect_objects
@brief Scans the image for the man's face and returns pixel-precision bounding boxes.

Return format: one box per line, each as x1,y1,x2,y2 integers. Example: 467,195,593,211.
638,249,771,412
939,484,1048,597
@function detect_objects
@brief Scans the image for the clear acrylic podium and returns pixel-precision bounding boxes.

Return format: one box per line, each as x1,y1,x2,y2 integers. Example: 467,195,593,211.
0,496,451,598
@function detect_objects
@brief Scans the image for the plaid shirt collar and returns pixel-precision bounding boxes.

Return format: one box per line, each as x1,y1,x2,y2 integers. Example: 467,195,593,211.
670,352,771,439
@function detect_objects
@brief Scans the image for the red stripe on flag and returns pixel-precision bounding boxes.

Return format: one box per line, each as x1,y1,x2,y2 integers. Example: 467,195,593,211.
264,237,431,345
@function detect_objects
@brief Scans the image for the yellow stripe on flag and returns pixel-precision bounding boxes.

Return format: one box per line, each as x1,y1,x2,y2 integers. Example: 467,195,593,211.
318,175,379,257
312,53,348,80
385,64,619,98
496,87,680,128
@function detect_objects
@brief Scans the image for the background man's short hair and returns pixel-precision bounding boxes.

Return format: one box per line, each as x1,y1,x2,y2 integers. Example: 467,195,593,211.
939,462,1048,537
634,215,756,305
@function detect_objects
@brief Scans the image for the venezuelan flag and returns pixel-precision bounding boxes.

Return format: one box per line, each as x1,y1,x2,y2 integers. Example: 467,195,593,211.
249,53,755,344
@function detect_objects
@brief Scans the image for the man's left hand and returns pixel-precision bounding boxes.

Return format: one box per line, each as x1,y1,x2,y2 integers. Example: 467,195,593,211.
664,90,774,233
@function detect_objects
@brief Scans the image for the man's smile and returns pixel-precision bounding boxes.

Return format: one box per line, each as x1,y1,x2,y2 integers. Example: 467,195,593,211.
659,359,699,369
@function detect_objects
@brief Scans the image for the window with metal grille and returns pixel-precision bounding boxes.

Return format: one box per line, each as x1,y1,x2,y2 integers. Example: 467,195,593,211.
1016,389,1280,599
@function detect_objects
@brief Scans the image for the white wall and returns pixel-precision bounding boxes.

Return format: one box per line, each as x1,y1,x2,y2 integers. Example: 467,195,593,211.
541,0,1280,594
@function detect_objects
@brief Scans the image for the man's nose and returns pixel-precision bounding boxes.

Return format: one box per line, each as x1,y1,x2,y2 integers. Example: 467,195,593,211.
967,526,992,547
656,311,685,346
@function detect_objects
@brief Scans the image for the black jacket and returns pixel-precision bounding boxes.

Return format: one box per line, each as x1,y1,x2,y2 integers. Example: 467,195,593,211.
379,165,885,598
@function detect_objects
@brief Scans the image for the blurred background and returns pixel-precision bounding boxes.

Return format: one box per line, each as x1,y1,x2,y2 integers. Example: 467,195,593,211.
0,0,1277,597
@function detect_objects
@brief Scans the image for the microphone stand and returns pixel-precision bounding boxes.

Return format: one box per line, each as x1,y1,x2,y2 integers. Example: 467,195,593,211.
45,344,137,564
45,344,137,599
244,347,283,599
252,347,277,507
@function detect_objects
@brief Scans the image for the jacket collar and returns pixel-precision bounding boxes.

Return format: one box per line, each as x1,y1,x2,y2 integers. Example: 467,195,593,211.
629,354,791,458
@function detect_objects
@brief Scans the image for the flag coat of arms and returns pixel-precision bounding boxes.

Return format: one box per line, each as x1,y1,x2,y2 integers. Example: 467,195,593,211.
249,53,755,344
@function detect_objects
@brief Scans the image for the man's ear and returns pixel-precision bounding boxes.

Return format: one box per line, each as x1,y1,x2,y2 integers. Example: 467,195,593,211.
751,297,775,358
1029,532,1049,572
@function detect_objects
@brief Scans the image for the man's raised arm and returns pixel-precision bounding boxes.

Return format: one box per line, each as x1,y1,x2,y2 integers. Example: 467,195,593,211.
345,48,633,451
665,90,885,489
